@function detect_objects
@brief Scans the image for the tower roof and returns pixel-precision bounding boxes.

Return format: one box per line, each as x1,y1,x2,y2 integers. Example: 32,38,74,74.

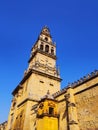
40,26,52,37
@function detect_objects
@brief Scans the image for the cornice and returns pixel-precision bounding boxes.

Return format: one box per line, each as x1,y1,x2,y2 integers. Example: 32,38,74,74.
53,70,98,98
31,69,62,81
17,97,38,107
28,49,57,63
37,113,59,118
12,68,62,95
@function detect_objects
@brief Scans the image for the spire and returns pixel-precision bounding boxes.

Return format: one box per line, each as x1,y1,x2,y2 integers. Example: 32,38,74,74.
40,26,51,37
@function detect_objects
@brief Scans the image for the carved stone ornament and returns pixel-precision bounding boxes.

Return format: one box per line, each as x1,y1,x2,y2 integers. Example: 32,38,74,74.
64,93,70,100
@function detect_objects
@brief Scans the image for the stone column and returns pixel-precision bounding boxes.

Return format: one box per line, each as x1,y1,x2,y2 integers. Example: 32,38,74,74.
65,87,80,130
43,43,45,52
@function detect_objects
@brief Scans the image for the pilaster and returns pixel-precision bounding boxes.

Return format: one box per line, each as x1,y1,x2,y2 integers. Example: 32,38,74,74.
65,87,80,130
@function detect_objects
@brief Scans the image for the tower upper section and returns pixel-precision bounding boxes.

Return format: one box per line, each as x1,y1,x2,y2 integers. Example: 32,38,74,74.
29,26,56,62
26,26,60,78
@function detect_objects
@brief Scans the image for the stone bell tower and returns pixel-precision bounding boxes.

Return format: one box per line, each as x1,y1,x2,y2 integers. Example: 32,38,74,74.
6,26,61,130
25,26,61,98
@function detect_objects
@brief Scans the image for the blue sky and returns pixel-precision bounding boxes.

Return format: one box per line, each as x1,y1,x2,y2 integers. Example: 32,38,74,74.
0,0,98,123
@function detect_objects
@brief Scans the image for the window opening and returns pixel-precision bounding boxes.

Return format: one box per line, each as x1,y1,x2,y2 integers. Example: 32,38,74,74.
51,47,54,55
45,37,48,41
40,80,44,83
49,107,54,115
45,45,49,53
50,83,54,86
40,44,43,50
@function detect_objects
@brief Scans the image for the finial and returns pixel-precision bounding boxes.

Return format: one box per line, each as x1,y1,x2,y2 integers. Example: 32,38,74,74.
41,26,50,34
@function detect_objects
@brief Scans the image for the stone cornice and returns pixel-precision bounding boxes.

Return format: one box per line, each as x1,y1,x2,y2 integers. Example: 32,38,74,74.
37,113,59,118
71,70,98,88
39,98,58,103
12,68,62,95
17,97,38,107
31,69,62,81
53,70,98,98
28,49,57,63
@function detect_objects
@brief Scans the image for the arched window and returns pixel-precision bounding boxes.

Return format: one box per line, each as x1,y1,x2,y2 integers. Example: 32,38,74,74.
40,44,43,50
45,45,49,53
51,47,54,55
45,37,48,41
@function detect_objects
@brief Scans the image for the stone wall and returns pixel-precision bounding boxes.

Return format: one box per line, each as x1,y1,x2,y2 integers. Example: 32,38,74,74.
75,86,98,130
55,71,98,130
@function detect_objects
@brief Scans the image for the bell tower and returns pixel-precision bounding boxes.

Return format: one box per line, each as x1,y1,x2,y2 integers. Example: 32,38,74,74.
23,26,61,99
28,26,58,78
7,26,61,130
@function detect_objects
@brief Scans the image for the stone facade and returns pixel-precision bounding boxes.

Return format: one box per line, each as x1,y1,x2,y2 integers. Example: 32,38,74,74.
1,26,98,130
55,70,98,130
